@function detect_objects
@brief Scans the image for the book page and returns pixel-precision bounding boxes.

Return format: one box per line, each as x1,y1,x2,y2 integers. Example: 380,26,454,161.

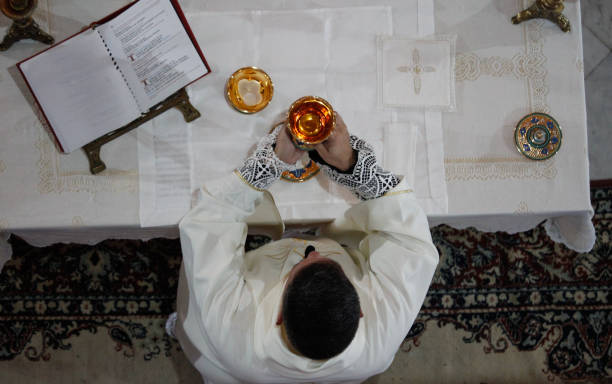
18,29,141,153
98,0,208,110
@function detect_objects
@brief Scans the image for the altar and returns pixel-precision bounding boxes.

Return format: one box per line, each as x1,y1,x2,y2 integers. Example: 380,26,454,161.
0,0,594,268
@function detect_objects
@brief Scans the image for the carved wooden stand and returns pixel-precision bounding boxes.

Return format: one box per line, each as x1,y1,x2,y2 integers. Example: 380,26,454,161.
82,88,200,174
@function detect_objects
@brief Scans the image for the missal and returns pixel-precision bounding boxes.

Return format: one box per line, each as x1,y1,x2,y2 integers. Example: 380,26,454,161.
17,0,211,153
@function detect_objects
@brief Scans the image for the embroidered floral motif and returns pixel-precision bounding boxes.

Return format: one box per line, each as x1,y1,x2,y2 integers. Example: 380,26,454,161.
444,157,557,182
396,48,437,95
515,201,530,214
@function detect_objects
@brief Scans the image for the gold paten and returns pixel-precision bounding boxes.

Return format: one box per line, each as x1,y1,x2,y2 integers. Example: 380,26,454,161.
267,122,321,183
281,158,320,183
511,0,570,32
0,0,54,51
225,67,274,114
83,88,200,174
287,96,335,150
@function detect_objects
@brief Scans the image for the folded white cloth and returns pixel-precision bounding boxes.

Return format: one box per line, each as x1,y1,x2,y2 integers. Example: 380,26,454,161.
384,123,418,190
378,35,456,111
138,116,192,227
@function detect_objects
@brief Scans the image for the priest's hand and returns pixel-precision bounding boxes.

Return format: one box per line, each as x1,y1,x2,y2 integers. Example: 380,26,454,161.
312,113,356,172
309,113,401,200
275,123,305,165
236,124,302,191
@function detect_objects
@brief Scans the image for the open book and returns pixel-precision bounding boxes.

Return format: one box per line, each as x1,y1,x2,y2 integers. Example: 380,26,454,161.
17,0,211,153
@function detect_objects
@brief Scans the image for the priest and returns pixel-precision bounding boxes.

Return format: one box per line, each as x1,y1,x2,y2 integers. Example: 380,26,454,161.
169,113,439,383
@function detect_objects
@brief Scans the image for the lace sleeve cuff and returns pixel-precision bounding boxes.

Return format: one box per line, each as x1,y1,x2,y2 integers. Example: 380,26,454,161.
236,127,295,191
318,135,401,200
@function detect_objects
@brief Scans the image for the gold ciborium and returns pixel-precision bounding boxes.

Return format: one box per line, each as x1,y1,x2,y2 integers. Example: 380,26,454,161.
511,0,570,32
0,0,54,51
287,96,335,150
225,67,274,114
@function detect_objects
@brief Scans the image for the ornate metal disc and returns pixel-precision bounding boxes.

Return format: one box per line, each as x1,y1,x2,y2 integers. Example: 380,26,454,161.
514,112,562,160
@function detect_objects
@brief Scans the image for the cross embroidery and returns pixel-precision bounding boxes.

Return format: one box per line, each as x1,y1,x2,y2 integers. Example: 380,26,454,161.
397,48,436,95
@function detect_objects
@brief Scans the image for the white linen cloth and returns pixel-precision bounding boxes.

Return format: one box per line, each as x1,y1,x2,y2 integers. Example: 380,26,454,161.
0,0,595,270
383,123,418,196
138,112,193,227
428,0,595,252
176,173,439,383
378,35,457,111
139,3,448,224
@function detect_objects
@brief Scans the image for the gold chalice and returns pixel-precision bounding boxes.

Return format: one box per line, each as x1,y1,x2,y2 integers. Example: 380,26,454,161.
287,96,335,150
0,0,54,51
277,96,335,182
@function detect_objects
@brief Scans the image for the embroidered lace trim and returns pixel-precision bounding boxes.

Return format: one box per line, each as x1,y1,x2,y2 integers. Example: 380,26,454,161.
237,126,297,190
318,135,401,200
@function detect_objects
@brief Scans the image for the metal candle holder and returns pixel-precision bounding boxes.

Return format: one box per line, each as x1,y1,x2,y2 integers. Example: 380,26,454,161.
0,0,54,51
511,0,570,32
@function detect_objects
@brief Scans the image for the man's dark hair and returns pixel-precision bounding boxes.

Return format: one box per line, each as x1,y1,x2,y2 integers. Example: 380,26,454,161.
282,262,360,360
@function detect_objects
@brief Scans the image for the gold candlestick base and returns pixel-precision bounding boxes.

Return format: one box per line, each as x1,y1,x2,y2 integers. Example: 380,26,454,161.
511,0,570,32
1,0,54,51
83,88,200,174
0,16,54,51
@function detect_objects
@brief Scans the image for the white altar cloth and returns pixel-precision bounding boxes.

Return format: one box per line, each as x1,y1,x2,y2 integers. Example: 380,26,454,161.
0,0,595,270
427,0,594,252
136,3,448,225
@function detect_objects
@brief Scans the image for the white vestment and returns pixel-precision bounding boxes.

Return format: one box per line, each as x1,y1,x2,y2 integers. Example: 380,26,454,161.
176,173,439,383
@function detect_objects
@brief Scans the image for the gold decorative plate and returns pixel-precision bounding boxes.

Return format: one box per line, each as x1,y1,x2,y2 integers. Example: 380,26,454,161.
281,159,320,182
225,67,273,114
514,112,562,160
267,122,321,183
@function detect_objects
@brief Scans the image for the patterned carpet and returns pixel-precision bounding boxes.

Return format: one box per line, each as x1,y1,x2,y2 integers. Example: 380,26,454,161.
0,183,610,383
